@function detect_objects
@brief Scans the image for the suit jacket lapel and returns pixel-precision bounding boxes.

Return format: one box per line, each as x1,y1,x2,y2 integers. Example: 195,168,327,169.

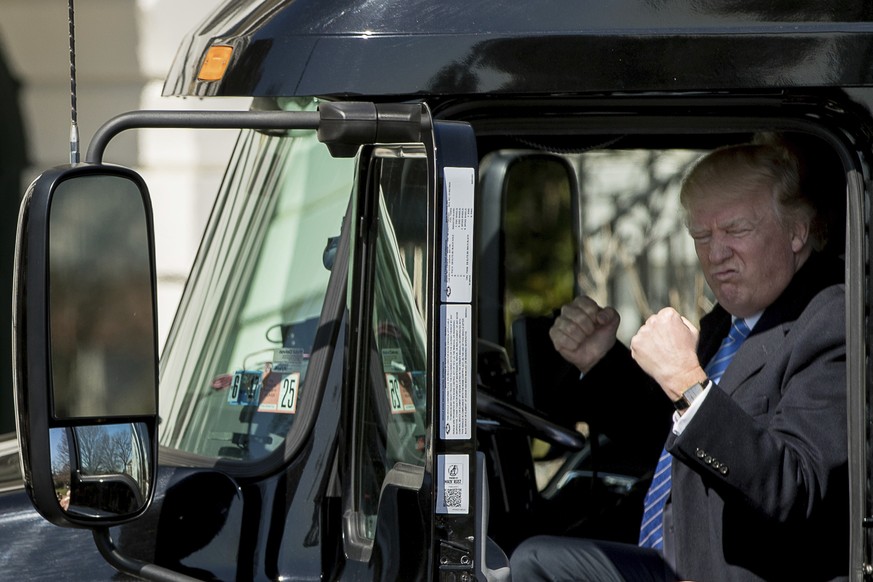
715,323,789,396
697,305,730,367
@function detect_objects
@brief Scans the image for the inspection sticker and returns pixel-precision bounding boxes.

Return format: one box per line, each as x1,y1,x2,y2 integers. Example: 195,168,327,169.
441,167,475,304
439,304,471,440
382,348,416,414
258,348,303,414
228,370,262,406
436,454,469,514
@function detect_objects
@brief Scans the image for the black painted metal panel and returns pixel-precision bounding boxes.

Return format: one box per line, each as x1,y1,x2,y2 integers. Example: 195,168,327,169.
163,0,873,98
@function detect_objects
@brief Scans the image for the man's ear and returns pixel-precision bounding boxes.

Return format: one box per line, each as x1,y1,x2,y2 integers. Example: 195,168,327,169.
790,219,811,253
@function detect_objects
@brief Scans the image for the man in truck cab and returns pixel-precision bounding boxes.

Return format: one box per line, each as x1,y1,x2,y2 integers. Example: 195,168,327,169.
511,137,848,581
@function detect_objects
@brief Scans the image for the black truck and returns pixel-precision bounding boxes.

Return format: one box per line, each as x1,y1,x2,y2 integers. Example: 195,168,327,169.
4,1,873,580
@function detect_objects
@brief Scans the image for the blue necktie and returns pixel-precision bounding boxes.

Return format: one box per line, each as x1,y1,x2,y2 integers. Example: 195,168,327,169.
638,318,751,551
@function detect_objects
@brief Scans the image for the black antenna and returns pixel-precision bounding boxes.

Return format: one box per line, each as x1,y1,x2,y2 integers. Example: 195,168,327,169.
68,0,79,164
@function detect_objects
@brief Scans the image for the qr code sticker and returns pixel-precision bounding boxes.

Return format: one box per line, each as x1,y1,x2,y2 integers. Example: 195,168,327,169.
437,454,468,514
444,488,463,509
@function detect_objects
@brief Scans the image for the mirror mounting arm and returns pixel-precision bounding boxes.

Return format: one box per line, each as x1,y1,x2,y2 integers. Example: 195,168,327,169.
85,103,429,164
93,527,201,582
85,110,320,164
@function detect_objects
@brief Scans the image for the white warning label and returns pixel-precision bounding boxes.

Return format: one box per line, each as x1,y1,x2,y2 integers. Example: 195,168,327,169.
436,454,469,514
440,304,471,440
441,167,475,304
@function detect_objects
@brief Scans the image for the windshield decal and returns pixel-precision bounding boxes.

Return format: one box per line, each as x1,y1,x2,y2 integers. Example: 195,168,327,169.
258,348,304,414
382,348,416,414
227,370,262,406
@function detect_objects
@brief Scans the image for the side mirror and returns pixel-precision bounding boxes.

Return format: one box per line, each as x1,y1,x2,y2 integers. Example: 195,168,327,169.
13,164,159,527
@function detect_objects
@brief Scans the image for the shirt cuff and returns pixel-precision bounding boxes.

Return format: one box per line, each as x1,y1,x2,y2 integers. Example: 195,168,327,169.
672,384,712,435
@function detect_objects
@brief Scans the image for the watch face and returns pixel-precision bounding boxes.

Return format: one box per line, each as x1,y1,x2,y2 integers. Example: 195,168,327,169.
674,380,709,411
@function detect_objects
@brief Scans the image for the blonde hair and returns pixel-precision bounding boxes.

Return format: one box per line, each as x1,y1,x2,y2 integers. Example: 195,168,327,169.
680,138,825,250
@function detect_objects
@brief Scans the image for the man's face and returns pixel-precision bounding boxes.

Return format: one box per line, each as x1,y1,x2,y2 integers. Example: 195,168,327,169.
687,184,807,318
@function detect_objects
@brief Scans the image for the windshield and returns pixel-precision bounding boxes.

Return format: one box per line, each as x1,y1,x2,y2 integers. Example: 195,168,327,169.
158,111,354,465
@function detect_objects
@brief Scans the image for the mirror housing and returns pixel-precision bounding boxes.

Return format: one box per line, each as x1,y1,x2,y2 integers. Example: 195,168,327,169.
13,164,159,528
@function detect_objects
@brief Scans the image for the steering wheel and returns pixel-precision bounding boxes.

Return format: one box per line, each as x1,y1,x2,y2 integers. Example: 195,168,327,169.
477,387,586,451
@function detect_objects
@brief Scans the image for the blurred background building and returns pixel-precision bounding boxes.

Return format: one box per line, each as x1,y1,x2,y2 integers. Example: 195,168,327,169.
0,0,250,433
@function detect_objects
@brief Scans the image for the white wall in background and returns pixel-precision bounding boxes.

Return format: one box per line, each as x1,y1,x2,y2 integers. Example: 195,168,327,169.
0,0,251,348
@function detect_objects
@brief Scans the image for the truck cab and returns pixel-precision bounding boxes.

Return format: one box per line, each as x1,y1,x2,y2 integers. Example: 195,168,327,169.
5,1,873,580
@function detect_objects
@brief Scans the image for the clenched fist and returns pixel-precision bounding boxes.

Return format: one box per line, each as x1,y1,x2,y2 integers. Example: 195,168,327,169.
549,296,620,374
630,307,706,400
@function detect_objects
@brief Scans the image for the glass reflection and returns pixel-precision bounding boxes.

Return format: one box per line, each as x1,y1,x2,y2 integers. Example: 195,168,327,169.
48,175,157,419
49,422,151,518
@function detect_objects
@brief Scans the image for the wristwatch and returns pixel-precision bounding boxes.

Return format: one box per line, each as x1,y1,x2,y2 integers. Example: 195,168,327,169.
673,379,712,411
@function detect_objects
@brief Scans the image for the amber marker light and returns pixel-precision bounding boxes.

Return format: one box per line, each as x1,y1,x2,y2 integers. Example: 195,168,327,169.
197,45,233,82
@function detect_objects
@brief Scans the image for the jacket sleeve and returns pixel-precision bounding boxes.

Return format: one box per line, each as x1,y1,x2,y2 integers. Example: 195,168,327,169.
668,285,847,523
574,342,674,463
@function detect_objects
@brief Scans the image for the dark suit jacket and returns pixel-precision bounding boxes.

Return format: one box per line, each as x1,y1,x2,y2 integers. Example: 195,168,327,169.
581,253,847,581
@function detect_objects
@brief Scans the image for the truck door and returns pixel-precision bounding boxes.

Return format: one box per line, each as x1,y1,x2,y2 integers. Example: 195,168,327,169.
10,103,494,582
341,119,488,580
